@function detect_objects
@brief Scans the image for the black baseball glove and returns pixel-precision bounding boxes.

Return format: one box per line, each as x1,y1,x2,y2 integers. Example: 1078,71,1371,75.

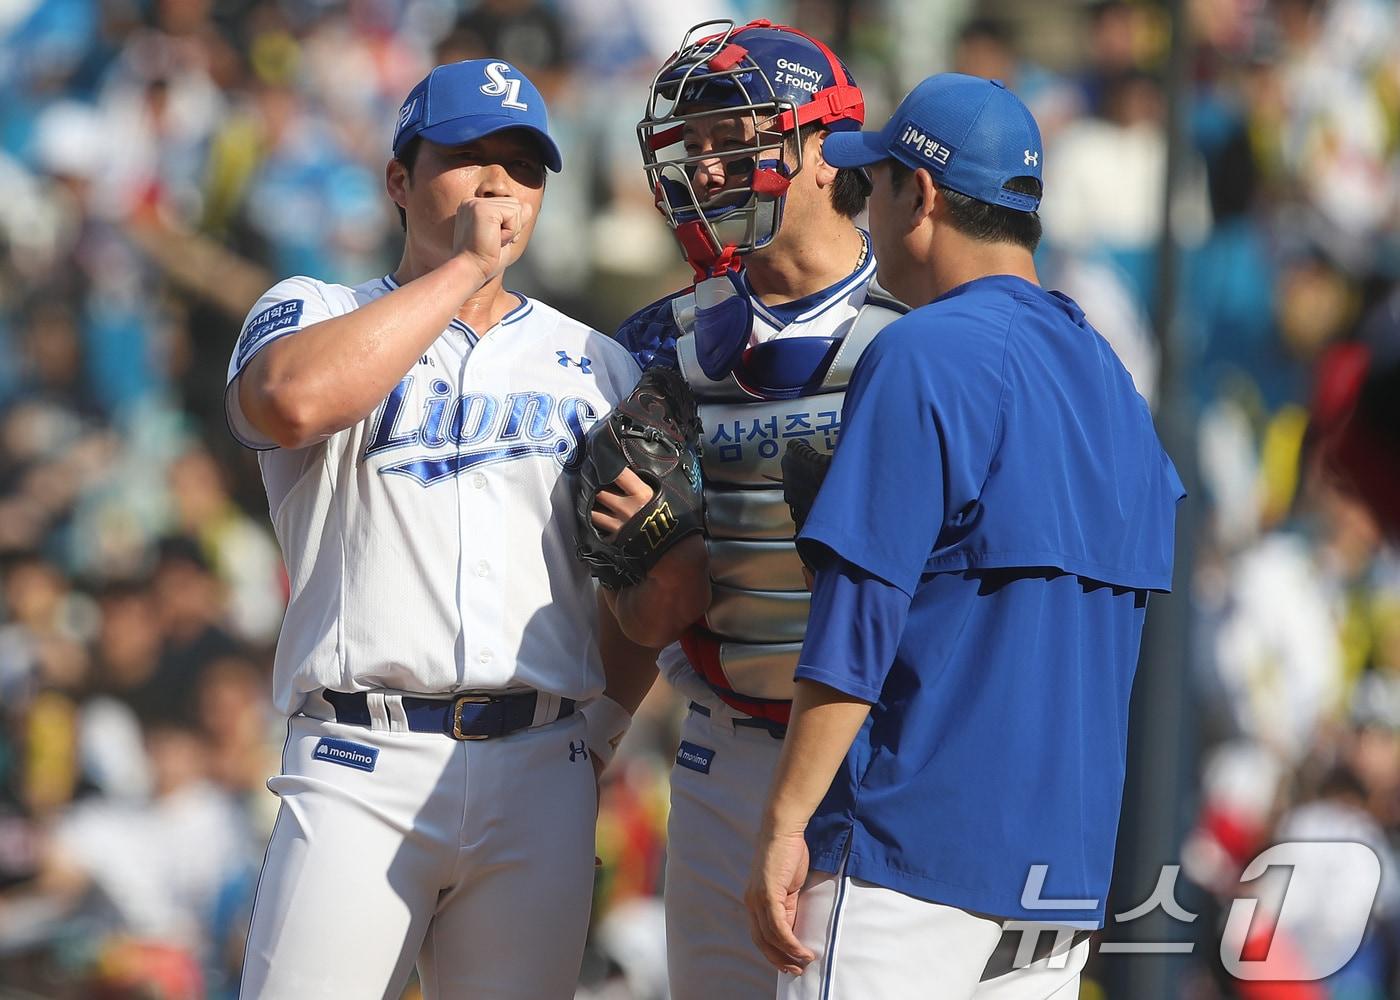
575,367,704,589
781,438,832,538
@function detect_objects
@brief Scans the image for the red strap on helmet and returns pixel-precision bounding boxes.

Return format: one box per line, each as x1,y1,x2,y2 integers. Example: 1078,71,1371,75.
674,220,742,281
708,43,749,71
772,84,865,132
646,123,684,151
694,17,772,49
784,24,855,91
750,167,790,196
709,243,742,278
778,82,866,131
680,21,865,133
735,20,865,132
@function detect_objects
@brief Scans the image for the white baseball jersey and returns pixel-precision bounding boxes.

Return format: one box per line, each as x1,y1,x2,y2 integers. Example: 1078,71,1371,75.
226,274,641,714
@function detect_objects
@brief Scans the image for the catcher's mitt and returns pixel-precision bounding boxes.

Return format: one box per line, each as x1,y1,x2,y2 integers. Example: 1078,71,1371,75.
575,367,704,589
781,438,832,541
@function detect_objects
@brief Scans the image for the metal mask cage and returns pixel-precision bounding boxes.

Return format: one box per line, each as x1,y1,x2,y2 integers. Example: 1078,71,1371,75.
636,20,807,262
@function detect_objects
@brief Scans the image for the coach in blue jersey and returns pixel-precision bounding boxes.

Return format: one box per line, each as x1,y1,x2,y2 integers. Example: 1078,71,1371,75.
745,74,1185,999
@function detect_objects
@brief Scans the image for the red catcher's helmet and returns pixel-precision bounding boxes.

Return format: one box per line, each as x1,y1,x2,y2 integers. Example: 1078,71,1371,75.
637,19,865,275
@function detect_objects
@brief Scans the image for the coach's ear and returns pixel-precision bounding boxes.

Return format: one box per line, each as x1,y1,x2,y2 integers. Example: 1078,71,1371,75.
911,167,938,228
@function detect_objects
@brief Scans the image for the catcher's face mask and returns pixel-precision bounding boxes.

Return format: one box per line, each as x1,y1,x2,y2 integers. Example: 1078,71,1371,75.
637,19,865,276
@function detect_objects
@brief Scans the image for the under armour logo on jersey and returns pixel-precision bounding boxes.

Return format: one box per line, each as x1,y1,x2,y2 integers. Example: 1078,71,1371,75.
365,376,598,485
1024,149,1040,167
568,740,588,762
556,351,592,374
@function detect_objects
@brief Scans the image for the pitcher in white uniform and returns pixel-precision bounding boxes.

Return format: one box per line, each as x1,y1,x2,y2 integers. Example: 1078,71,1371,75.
227,59,646,1000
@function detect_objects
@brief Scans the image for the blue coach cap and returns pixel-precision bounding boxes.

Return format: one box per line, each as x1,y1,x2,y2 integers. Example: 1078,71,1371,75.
392,59,562,171
824,73,1042,212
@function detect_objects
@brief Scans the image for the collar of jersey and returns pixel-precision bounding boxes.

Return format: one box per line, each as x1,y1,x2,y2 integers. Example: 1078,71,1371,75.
739,229,875,328
380,276,532,345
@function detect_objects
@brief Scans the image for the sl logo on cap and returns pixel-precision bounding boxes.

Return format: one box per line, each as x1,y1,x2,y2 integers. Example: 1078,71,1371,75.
480,61,529,111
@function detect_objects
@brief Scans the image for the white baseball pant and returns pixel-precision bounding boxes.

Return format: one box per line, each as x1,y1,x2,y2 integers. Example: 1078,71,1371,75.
782,858,1091,1000
240,699,597,999
665,694,786,1000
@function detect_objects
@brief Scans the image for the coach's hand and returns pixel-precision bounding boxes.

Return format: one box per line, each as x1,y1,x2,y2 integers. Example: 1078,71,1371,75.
453,197,532,282
746,825,816,974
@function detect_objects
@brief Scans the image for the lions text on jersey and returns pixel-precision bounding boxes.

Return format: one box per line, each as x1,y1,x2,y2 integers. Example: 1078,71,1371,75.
226,273,641,713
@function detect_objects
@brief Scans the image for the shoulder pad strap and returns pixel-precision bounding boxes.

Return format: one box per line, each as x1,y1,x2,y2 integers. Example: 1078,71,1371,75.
865,277,909,316
677,331,751,401
670,290,697,336
819,298,905,390
675,289,758,401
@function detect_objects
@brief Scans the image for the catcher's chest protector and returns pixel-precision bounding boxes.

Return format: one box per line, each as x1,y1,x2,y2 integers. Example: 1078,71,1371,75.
674,285,904,719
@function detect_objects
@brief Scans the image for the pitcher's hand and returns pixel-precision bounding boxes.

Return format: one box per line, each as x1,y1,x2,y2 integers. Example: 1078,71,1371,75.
453,197,532,282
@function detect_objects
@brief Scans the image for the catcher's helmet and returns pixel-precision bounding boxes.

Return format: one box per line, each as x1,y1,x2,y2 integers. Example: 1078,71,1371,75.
637,19,865,274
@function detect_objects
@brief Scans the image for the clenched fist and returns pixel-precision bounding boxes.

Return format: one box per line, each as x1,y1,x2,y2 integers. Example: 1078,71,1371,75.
453,197,533,282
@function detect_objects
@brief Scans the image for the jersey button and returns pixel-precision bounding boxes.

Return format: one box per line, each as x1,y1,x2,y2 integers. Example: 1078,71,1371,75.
471,473,487,489
477,649,493,664
475,561,490,578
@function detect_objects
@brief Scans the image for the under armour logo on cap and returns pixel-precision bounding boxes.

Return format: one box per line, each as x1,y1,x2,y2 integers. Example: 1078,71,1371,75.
1024,149,1039,167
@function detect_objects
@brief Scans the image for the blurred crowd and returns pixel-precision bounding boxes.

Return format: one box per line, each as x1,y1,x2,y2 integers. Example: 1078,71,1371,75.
0,0,1398,997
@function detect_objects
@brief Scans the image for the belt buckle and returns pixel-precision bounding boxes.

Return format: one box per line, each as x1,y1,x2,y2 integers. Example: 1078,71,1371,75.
451,694,495,740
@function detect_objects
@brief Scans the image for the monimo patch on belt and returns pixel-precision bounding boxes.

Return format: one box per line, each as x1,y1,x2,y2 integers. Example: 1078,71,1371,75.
313,737,379,772
675,740,715,774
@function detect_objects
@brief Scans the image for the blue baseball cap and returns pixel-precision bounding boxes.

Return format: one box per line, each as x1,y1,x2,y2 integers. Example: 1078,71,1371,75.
392,59,562,171
823,73,1042,212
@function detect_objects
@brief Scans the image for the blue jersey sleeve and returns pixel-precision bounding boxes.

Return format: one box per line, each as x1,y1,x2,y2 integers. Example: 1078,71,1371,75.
797,317,1005,595
795,556,912,703
614,290,689,371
